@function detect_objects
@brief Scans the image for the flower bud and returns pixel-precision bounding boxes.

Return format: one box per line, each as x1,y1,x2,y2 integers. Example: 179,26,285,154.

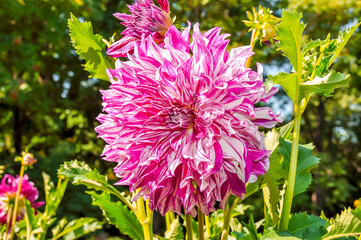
21,152,37,166
243,5,280,46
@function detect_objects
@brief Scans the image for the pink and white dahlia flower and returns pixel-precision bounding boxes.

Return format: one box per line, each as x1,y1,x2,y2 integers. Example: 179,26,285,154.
0,174,44,224
107,0,172,58
96,23,282,216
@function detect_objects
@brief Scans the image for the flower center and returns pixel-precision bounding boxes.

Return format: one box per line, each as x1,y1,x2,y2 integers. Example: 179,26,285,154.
168,108,195,128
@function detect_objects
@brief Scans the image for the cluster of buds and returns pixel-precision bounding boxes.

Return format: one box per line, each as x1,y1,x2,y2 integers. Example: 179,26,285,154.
243,5,280,46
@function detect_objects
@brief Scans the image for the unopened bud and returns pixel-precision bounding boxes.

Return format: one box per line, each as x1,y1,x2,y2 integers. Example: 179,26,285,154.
21,152,37,166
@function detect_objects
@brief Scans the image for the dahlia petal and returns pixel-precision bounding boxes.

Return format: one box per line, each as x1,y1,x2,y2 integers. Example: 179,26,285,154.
107,35,137,58
253,107,283,128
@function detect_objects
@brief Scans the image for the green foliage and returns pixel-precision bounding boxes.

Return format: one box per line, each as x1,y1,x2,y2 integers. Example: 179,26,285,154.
299,72,350,99
241,215,260,240
278,138,320,196
68,13,114,81
323,207,361,240
43,173,68,219
164,218,185,240
276,10,305,73
15,173,99,240
268,10,357,104
51,217,103,240
262,212,327,240
58,160,133,210
87,191,144,240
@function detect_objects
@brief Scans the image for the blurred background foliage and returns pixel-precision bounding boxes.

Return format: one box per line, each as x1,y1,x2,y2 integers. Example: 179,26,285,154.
0,0,360,238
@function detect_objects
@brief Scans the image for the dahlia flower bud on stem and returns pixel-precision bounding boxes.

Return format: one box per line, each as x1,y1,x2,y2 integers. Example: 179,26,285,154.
9,164,25,239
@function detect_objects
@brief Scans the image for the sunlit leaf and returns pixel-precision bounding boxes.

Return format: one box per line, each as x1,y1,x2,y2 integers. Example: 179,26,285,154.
299,71,350,99
323,207,361,240
52,217,103,240
276,10,305,73
68,13,114,81
165,218,184,240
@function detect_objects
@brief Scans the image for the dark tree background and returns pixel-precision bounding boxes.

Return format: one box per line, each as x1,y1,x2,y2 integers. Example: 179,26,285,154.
0,0,360,238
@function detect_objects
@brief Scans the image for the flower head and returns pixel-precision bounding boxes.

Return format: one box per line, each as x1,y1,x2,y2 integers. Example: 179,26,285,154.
243,6,280,46
0,174,44,224
96,23,282,216
107,0,172,58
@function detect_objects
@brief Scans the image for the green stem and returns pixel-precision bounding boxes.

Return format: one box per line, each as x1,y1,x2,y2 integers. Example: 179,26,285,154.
205,215,211,237
169,211,175,222
24,199,31,240
185,213,193,240
198,209,205,240
136,195,153,240
10,164,26,239
221,198,239,240
145,200,153,240
279,78,302,231
245,29,259,68
165,212,171,231
5,203,13,240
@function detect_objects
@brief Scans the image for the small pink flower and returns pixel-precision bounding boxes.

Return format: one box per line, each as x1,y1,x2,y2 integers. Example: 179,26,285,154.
107,0,172,58
0,174,44,224
96,23,282,216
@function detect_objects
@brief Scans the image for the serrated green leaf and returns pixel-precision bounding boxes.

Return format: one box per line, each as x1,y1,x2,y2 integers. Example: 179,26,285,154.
327,23,361,68
287,212,327,240
299,71,350,99
312,23,360,77
57,160,134,211
278,138,320,196
276,10,305,72
261,229,299,240
52,217,103,240
323,207,361,240
262,124,294,228
68,13,114,81
301,39,324,55
87,191,144,240
165,218,184,240
266,73,298,102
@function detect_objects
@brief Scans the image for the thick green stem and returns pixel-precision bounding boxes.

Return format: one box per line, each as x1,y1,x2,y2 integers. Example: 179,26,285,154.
198,209,205,240
185,213,193,240
221,198,239,240
136,195,153,240
10,164,26,239
279,112,302,231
